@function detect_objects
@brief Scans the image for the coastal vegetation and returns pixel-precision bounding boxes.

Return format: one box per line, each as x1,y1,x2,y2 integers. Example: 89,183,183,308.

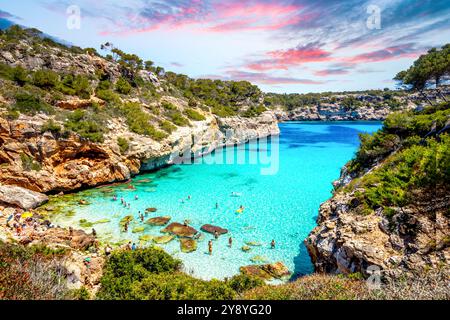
341,44,450,217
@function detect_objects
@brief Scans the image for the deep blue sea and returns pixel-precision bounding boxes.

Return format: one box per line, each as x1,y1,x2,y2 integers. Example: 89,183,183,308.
51,121,382,280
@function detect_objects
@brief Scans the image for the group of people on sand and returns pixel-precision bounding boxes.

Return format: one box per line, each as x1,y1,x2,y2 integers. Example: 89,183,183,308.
3,208,53,238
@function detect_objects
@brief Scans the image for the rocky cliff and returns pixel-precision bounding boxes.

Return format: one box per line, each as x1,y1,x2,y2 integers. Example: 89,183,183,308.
0,26,279,201
274,103,414,121
0,110,278,197
305,102,450,278
305,188,449,277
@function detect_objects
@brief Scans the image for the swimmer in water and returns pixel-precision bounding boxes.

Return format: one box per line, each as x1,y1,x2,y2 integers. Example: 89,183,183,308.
208,240,213,255
135,195,139,200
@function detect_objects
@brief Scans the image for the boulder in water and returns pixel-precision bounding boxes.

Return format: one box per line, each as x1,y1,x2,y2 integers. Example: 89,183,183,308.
119,215,133,226
245,241,262,247
139,235,154,243
145,207,158,213
240,262,290,280
153,235,175,244
250,255,269,263
146,216,171,226
241,245,251,252
162,222,198,238
239,265,272,280
261,262,290,279
180,238,197,253
132,227,145,233
200,224,228,235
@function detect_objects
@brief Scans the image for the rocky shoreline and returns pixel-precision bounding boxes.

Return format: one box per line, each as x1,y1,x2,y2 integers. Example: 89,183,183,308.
0,111,279,196
273,103,414,121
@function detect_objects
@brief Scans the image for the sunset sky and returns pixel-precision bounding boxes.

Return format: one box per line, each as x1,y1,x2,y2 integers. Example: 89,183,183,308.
1,0,449,93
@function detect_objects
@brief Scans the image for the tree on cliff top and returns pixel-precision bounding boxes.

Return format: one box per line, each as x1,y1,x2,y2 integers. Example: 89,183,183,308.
394,44,450,103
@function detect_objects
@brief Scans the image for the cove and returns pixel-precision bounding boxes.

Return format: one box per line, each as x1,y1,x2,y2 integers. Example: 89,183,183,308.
48,121,382,281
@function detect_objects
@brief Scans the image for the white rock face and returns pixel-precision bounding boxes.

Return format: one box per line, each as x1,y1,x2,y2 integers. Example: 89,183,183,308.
0,184,49,209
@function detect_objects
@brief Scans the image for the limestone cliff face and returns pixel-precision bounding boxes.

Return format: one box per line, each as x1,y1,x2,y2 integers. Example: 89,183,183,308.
274,103,415,121
0,111,279,195
305,177,449,278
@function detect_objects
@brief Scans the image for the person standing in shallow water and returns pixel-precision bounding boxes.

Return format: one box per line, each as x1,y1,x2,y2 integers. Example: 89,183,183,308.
228,237,232,248
208,240,213,255
214,230,219,240
271,239,276,249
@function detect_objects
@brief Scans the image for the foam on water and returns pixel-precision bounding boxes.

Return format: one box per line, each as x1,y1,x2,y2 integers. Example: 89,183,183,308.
51,121,382,280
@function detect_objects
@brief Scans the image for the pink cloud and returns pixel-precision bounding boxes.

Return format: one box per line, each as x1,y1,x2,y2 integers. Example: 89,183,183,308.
246,44,332,71
207,70,324,85
99,0,307,36
345,44,422,63
314,68,350,77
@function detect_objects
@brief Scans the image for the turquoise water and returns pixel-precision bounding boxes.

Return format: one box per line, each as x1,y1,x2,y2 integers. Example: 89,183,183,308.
51,121,382,281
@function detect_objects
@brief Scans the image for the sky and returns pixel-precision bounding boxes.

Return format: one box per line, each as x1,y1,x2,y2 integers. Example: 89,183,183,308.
0,0,449,93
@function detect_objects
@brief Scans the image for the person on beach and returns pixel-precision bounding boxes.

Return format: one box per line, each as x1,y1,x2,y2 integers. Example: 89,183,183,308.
271,239,276,249
140,213,144,223
208,240,213,255
126,241,132,250
228,237,232,248
6,213,13,226
124,223,129,232
69,226,73,237
92,228,97,237
105,245,112,256
183,220,189,226
131,243,136,251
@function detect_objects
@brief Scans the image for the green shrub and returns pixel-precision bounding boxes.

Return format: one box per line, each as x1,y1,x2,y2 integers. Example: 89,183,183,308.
167,110,190,126
97,80,112,90
10,65,29,86
69,287,91,300
97,247,235,300
159,120,176,133
58,75,91,99
32,69,59,89
4,109,20,120
41,119,62,135
242,105,266,118
96,89,120,103
120,102,167,141
226,274,264,293
117,137,129,154
184,108,206,121
64,109,104,142
130,273,235,300
115,77,132,95
20,153,41,171
14,92,54,115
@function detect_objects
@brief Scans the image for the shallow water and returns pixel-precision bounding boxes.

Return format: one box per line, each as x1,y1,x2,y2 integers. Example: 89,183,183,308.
50,121,382,280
